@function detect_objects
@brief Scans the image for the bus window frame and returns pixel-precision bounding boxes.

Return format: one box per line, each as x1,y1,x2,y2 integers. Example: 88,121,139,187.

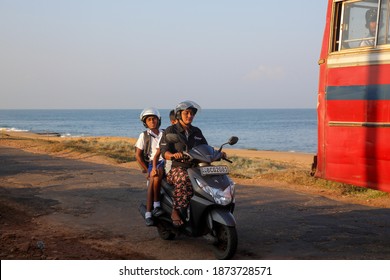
379,0,390,44
330,0,387,53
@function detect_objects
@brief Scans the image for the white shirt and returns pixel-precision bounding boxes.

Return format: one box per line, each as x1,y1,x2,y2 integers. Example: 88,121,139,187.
135,129,163,161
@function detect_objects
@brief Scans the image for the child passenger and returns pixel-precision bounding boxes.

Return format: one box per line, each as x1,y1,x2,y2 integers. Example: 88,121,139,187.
163,110,178,174
152,110,178,175
135,107,165,226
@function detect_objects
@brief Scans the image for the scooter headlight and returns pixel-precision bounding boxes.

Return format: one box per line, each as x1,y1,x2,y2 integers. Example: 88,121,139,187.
195,178,235,205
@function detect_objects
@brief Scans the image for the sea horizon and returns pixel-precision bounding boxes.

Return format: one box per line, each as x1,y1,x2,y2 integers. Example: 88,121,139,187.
0,108,318,153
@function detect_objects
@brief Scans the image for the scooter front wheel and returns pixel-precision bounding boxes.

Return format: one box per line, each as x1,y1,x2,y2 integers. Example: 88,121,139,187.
212,223,237,260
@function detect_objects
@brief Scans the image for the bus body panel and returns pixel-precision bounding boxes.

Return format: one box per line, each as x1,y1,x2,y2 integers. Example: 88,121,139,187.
316,0,390,192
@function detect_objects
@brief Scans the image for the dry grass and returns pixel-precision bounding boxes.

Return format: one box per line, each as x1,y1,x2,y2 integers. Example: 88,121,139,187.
227,156,389,202
0,133,136,163
48,138,136,163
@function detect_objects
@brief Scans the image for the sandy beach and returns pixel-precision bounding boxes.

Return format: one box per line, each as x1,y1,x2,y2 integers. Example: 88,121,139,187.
0,130,314,164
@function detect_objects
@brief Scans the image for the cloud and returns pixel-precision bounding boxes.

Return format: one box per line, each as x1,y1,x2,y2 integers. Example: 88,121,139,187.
243,65,285,81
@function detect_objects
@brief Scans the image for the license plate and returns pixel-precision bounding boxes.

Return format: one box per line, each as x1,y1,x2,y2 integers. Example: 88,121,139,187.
200,165,229,176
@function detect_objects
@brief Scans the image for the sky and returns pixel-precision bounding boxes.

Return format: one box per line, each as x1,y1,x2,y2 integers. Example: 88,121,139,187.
0,0,328,109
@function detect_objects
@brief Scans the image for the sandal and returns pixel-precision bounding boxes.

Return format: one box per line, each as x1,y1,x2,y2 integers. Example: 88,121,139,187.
172,218,183,227
171,210,183,227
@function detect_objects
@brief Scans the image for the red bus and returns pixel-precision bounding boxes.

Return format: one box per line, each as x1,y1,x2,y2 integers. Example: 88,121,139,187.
315,0,390,192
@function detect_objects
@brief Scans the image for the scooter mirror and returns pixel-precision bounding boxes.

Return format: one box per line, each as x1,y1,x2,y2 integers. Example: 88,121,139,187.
228,136,239,146
218,136,239,152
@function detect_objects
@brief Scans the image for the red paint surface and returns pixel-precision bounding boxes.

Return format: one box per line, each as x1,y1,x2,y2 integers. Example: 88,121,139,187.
315,0,390,192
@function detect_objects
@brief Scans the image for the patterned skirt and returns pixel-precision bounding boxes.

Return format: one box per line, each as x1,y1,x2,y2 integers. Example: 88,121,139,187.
166,166,194,209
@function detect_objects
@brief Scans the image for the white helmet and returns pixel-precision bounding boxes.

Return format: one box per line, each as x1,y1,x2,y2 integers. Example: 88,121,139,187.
139,107,161,128
174,100,201,120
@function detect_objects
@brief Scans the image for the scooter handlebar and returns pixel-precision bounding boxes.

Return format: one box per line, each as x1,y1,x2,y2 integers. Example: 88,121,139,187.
222,157,233,163
182,151,192,161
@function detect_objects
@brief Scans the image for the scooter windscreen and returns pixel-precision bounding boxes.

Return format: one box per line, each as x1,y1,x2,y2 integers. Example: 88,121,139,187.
189,144,222,163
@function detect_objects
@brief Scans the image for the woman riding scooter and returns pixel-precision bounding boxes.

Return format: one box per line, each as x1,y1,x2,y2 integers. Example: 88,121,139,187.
159,100,207,227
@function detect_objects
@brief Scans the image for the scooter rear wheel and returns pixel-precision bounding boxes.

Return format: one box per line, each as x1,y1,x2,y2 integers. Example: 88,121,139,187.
157,222,176,240
213,223,237,260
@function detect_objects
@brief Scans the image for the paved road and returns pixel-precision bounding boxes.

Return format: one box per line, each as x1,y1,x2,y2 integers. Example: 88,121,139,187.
1,146,390,259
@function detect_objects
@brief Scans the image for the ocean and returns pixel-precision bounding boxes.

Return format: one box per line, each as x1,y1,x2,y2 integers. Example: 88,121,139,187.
0,109,317,153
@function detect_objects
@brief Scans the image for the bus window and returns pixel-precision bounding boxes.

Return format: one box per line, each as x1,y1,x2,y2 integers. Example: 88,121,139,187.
333,0,390,51
336,0,379,51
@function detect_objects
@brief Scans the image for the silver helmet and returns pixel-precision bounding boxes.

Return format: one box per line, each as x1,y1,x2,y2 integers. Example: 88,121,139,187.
139,107,161,128
174,100,201,120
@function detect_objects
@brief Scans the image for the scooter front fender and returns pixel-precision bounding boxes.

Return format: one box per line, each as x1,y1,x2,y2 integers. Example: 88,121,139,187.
209,208,236,227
